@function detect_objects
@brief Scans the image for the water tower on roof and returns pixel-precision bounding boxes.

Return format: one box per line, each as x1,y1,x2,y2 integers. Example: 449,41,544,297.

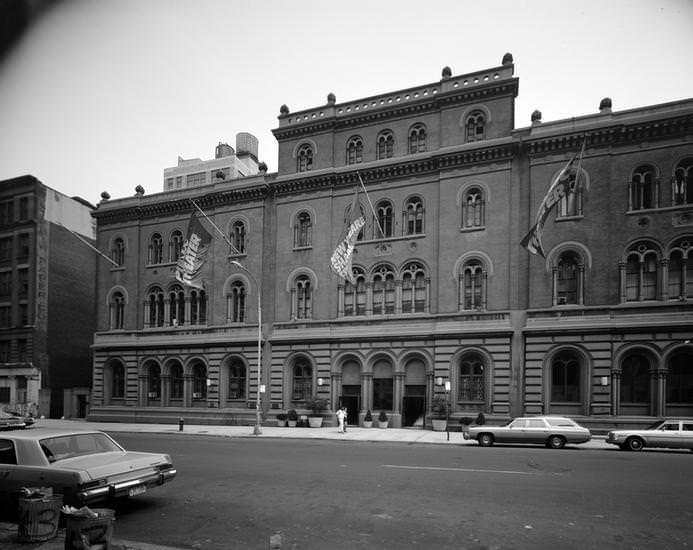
236,132,259,162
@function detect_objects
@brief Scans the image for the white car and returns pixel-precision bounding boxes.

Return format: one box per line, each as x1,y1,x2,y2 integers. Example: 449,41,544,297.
606,419,693,451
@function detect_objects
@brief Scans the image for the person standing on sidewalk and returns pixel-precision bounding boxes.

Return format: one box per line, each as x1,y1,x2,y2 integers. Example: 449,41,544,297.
336,407,346,433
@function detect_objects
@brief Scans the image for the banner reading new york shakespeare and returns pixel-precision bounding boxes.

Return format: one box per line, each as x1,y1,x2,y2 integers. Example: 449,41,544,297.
520,154,579,257
330,187,365,285
175,211,212,289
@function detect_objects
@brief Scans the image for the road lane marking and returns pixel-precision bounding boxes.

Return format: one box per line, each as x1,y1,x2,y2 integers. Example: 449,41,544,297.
383,464,545,475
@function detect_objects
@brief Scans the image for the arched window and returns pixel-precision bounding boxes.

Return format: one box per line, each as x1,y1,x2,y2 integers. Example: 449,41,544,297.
465,111,486,142
295,275,312,319
629,165,657,210
147,286,165,327
673,158,693,206
112,362,125,399
459,260,486,311
377,130,394,160
462,188,484,228
292,359,312,401
110,291,125,330
111,238,125,267
169,284,185,326
192,363,207,399
551,352,580,403
667,351,693,405
231,220,246,254
344,268,366,317
297,144,313,172
149,233,163,265
228,280,246,322
375,200,393,238
458,353,485,403
667,239,693,300
409,124,426,154
372,265,395,315
190,289,206,325
556,251,581,305
624,242,659,301
346,136,363,165
620,354,650,403
148,364,161,399
401,262,426,313
228,360,246,399
294,212,312,248
404,197,424,235
169,230,184,263
170,364,183,400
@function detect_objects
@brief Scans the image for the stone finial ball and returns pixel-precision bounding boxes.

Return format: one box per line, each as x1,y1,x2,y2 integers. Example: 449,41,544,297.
599,97,612,110
280,104,289,115
135,185,144,195
531,110,542,122
441,66,452,79
100,191,110,201
259,161,268,172
327,93,336,104
502,52,513,65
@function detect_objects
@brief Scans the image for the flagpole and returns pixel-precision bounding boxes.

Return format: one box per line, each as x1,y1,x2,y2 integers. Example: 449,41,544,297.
57,222,119,268
189,199,241,255
356,172,385,238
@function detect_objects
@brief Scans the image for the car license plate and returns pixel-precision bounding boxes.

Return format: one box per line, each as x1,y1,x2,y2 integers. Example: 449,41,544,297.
128,485,147,497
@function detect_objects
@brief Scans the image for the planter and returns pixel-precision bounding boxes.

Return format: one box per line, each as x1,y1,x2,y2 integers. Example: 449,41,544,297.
377,420,389,429
363,420,373,428
276,419,287,427
287,420,297,427
308,416,323,428
431,419,447,432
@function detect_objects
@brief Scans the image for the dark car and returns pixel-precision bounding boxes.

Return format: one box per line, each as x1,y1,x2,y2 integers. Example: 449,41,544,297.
2,410,34,428
0,411,26,430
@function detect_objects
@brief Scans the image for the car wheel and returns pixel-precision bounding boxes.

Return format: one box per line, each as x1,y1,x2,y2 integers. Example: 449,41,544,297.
478,433,494,447
547,435,566,449
625,437,644,452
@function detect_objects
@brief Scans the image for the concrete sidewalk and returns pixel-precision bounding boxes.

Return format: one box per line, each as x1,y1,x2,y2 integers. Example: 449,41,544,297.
0,419,608,550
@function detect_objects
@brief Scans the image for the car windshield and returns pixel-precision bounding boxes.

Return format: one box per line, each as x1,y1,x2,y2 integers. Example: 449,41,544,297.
646,420,666,430
40,433,123,463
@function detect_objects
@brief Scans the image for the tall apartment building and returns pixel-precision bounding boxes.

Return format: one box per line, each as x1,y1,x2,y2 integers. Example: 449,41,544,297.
88,54,693,430
0,175,96,418
163,133,261,191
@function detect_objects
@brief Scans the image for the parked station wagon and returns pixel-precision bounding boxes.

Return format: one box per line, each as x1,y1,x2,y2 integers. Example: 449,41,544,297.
606,419,693,451
463,416,592,449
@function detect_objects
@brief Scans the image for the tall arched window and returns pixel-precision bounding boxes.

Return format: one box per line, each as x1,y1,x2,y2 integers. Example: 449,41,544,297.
465,111,486,142
192,363,207,399
228,360,246,399
231,220,246,254
344,268,366,317
401,262,426,313
458,353,485,403
110,291,125,330
408,124,426,154
556,251,581,305
404,197,424,235
294,212,312,248
620,354,650,404
112,238,125,267
112,362,125,399
170,363,183,400
346,136,363,165
149,233,163,264
667,239,693,300
667,351,693,405
169,284,185,326
190,289,206,325
297,144,313,172
462,188,484,228
148,364,161,398
629,165,657,210
295,276,312,319
624,242,660,301
551,352,580,403
375,200,393,238
372,265,395,315
228,280,246,322
169,230,184,263
147,286,165,327
377,130,394,160
673,158,693,205
292,359,312,401
459,260,486,311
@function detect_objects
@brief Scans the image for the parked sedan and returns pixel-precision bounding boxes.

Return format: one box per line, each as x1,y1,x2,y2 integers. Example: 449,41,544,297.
2,410,35,428
606,419,693,451
0,428,177,511
0,410,26,430
463,416,592,449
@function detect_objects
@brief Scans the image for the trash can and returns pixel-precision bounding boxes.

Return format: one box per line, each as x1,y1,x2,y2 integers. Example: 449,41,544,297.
17,494,63,542
64,508,115,550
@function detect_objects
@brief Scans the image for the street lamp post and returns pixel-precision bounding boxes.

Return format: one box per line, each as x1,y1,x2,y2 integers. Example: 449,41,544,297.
231,261,262,435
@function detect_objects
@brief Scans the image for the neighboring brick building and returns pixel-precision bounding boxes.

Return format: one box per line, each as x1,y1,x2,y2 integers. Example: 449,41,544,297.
0,175,96,418
88,54,693,430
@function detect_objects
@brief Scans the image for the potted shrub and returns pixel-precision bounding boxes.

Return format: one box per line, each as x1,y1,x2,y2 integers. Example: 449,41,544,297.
377,410,389,429
287,409,298,427
363,409,373,428
459,416,473,434
431,396,448,431
276,413,287,427
306,396,328,428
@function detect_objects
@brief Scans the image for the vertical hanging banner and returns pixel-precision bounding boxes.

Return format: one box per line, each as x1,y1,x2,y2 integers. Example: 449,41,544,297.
330,186,365,284
175,211,212,289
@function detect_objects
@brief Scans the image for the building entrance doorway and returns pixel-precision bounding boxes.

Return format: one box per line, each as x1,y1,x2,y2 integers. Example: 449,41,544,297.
403,385,425,427
340,385,360,426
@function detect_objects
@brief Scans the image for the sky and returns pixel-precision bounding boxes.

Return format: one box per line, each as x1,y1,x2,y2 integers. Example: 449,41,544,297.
0,0,692,206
